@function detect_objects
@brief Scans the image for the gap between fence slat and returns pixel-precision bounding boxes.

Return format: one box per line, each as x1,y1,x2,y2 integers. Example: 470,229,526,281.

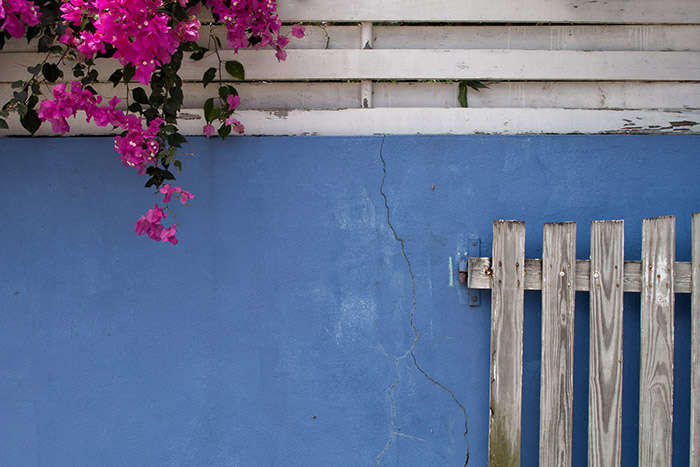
489,221,525,467
588,220,625,467
639,216,675,466
539,223,576,467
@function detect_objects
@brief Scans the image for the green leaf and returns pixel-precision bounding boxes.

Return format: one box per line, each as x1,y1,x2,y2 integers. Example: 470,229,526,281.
11,80,24,89
132,87,149,105
218,85,237,101
31,82,40,95
38,36,51,52
209,107,221,122
72,63,85,78
143,108,160,122
20,108,41,134
458,81,468,108
13,90,27,103
49,45,63,54
180,41,198,52
108,69,123,87
167,132,187,148
202,67,217,88
148,90,165,108
464,80,489,91
0,118,8,130
190,49,206,61
161,169,176,180
203,98,214,122
162,124,177,133
218,123,231,140
27,64,41,75
169,86,183,106
144,176,156,188
163,99,179,117
174,160,182,171
42,63,61,82
128,102,142,113
123,64,136,83
225,60,245,80
27,94,39,110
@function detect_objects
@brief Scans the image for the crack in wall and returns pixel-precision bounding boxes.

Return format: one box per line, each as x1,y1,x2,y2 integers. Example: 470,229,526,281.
376,136,470,466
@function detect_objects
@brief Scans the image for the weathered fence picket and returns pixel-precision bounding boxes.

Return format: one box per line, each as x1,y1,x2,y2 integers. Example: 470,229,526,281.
468,214,697,466
489,221,525,466
639,217,675,466
539,223,576,466
588,221,624,467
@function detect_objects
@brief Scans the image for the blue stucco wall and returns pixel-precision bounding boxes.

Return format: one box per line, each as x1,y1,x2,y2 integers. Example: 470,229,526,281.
1,135,698,466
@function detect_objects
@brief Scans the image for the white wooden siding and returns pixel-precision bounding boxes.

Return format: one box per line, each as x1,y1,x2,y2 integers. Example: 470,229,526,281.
0,3,698,135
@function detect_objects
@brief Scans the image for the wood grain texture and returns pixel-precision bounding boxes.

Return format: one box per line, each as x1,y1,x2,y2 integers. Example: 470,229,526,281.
2,50,699,82
276,0,700,24
5,25,698,52
639,216,675,466
489,221,525,467
3,81,698,111
468,257,694,293
3,108,697,137
692,213,700,467
539,223,576,467
588,220,624,467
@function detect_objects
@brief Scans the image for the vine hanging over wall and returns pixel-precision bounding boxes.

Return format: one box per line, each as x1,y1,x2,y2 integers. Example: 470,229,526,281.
0,0,304,244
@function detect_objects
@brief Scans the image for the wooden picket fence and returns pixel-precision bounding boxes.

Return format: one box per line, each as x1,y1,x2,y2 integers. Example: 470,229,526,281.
467,214,700,466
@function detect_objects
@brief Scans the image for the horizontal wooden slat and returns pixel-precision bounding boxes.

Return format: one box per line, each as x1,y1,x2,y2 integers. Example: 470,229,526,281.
371,25,700,52
1,108,697,136
276,0,700,24
468,257,694,293
3,81,696,111
4,25,698,52
1,50,698,82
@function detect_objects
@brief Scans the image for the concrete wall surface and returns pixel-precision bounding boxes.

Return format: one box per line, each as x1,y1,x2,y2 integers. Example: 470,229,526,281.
1,135,698,466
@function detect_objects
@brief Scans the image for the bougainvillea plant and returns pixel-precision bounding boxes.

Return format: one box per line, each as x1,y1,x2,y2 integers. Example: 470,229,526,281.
0,0,304,244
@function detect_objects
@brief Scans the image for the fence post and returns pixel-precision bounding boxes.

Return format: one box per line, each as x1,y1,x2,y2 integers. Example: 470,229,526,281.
489,220,525,466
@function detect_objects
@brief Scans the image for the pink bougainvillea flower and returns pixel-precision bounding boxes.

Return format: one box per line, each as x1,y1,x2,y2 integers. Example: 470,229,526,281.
0,0,41,37
160,184,176,203
177,188,194,204
145,204,167,223
134,216,151,235
224,115,245,134
226,94,240,111
203,123,215,137
160,226,178,245
291,24,305,38
274,47,287,62
177,16,200,42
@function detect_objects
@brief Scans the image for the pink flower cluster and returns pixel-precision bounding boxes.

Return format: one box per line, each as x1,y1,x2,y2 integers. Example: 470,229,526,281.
134,204,178,244
203,93,244,137
37,81,161,172
59,0,198,84
205,0,303,60
134,185,194,245
0,0,40,38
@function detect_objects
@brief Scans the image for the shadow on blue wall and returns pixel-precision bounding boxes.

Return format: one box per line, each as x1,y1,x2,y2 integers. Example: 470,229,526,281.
1,135,697,466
